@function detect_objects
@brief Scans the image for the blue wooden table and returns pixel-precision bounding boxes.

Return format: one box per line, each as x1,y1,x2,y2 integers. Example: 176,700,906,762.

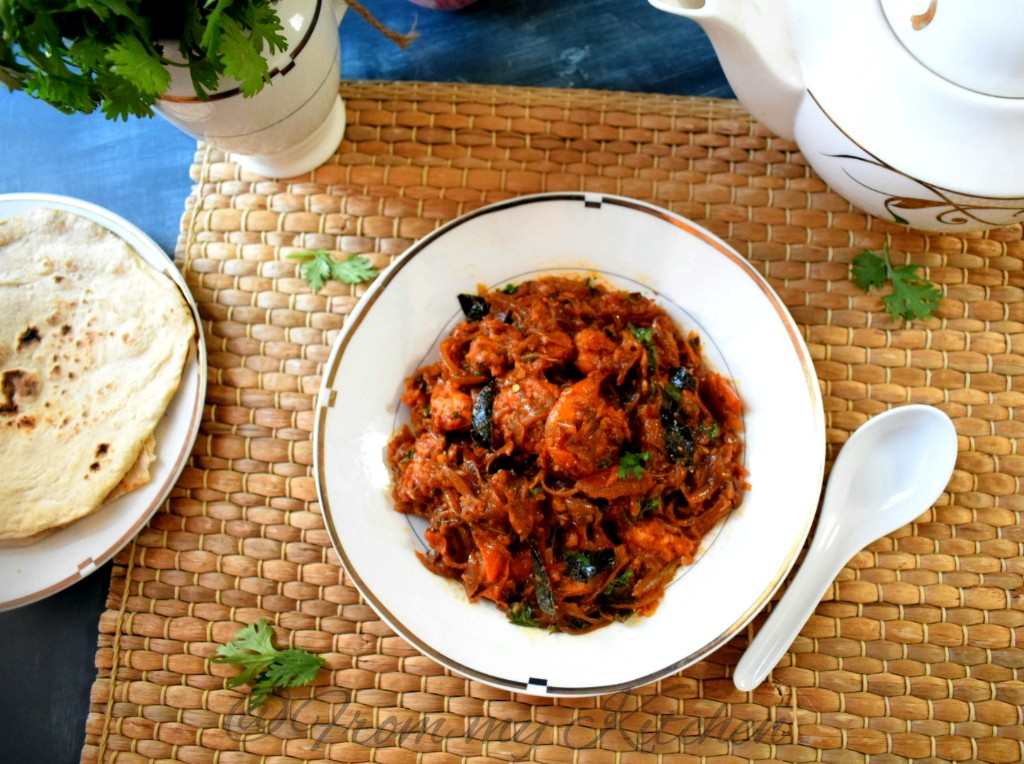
0,2,730,761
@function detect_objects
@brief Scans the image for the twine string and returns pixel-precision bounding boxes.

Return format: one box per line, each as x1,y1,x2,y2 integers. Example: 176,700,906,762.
345,0,419,49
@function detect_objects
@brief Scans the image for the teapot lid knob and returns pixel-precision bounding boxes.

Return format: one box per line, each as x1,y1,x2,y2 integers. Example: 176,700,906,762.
881,0,1024,97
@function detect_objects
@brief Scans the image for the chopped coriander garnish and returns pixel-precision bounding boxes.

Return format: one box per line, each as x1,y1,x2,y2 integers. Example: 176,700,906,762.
498,283,518,294
661,382,681,403
640,497,660,516
604,569,634,595
618,451,649,480
698,422,720,441
630,325,653,344
630,325,657,372
508,601,537,627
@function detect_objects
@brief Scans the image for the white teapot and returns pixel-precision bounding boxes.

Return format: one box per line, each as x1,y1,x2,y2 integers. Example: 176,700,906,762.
649,0,1024,232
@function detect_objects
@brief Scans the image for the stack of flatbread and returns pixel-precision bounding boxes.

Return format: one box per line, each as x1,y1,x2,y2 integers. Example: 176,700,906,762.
0,208,195,545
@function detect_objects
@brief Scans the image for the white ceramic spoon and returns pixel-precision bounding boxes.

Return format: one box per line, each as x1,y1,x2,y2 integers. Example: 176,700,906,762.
733,404,959,692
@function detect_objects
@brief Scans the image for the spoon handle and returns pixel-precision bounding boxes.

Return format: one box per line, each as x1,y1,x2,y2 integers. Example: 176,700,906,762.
732,545,850,691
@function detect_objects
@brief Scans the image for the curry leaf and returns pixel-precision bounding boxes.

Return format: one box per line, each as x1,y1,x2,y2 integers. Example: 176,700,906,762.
531,547,557,617
564,549,616,581
331,254,379,285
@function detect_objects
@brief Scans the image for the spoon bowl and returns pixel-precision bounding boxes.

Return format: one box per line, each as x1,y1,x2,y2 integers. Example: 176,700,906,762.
732,404,958,692
818,405,959,559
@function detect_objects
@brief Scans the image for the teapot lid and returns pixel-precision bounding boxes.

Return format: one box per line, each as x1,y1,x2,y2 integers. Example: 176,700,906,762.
792,0,1024,198
880,0,1024,97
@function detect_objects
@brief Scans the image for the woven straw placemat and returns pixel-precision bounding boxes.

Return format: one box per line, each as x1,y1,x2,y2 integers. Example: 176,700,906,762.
81,81,1024,764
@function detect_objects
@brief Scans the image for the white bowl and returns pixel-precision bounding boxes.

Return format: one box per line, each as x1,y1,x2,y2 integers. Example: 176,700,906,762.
313,193,824,696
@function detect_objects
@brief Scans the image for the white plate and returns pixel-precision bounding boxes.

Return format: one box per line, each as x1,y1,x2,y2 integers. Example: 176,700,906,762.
0,193,207,611
314,193,824,695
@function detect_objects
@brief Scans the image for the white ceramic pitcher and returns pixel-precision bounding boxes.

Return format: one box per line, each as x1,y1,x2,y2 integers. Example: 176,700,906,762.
649,0,1024,232
155,0,347,178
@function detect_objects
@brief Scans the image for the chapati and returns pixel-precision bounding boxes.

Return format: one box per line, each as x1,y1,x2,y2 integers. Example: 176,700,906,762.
0,208,194,541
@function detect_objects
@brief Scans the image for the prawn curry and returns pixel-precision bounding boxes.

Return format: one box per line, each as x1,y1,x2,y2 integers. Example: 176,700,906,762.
386,276,747,633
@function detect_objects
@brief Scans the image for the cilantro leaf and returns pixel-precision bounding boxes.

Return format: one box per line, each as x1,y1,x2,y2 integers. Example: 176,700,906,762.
618,451,649,480
604,569,634,595
290,251,334,293
640,497,660,516
186,56,222,99
235,0,288,56
261,649,326,688
331,255,379,285
288,250,378,293
213,620,327,711
216,15,271,97
698,422,720,442
851,250,889,292
199,0,234,53
851,244,942,322
214,621,278,688
630,325,657,372
107,32,170,97
508,601,538,628
247,678,277,711
630,325,653,345
3,0,289,118
885,263,943,321
68,37,108,75
95,70,157,120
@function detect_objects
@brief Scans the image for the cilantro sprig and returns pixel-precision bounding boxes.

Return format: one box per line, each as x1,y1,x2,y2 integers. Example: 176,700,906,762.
288,250,379,293
0,0,287,120
851,244,943,322
213,620,327,711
